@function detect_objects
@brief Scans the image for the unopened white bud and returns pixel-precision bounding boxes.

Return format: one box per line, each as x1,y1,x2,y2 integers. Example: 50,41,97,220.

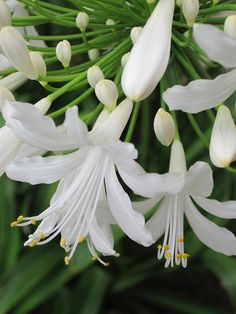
56,40,72,68
121,52,130,67
182,0,199,27
30,51,46,78
88,48,99,61
87,65,104,88
0,0,11,29
154,108,175,146
224,15,236,40
0,26,37,79
210,105,236,168
0,84,15,111
169,140,187,173
34,97,52,115
95,79,118,111
106,19,115,26
130,27,143,44
76,12,89,32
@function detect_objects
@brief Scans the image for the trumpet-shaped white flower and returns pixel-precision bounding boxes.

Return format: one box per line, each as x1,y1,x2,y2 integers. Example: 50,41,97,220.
121,0,175,101
135,140,236,268
210,105,236,168
163,23,236,113
4,99,184,264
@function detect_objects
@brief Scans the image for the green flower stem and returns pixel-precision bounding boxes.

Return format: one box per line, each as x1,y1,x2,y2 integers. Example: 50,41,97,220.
125,102,141,142
226,167,236,174
187,113,209,148
82,104,103,124
171,111,180,141
172,28,193,48
199,4,236,15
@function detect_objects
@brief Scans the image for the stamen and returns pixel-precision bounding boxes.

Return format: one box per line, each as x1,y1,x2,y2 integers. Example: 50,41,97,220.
30,219,37,225
29,240,38,247
78,236,86,243
182,253,190,258
165,251,171,258
10,221,18,228
60,237,66,248
17,215,24,223
64,256,70,265
176,237,184,243
164,244,169,250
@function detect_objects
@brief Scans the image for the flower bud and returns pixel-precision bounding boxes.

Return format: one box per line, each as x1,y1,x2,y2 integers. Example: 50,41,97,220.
130,27,143,44
169,140,187,173
56,40,72,68
121,52,130,67
76,12,89,32
106,19,115,26
182,0,199,27
30,51,46,78
0,0,11,29
88,48,99,61
95,79,118,111
0,84,15,111
0,26,37,79
34,97,52,115
210,105,236,168
224,15,236,40
154,108,175,146
87,65,104,88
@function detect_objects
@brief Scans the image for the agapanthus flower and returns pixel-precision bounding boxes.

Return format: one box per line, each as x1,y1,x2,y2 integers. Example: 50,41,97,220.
4,99,184,264
135,140,236,268
163,23,236,113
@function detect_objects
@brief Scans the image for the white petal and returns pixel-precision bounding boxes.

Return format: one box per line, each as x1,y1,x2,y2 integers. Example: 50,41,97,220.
0,125,21,176
89,216,116,256
121,0,175,101
185,197,236,256
193,196,236,219
3,101,79,151
15,143,45,160
185,162,214,197
105,163,153,246
118,165,185,198
193,23,236,68
132,195,163,214
0,53,11,71
63,106,89,145
163,68,236,113
146,197,169,241
6,149,87,184
0,72,27,92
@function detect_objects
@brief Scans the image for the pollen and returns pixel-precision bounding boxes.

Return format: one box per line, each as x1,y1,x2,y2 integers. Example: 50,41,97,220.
17,215,24,223
30,219,37,225
104,262,110,267
176,253,182,259
64,256,70,265
157,244,162,250
38,232,45,240
165,252,171,258
60,238,66,248
164,245,169,250
177,237,184,243
78,236,86,243
92,256,97,261
182,253,190,258
29,240,38,247
10,221,18,228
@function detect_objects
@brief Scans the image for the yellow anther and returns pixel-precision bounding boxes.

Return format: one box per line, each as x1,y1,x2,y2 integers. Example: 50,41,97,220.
10,221,18,228
38,232,45,240
60,238,66,248
157,244,162,250
165,252,172,258
29,240,38,247
92,256,97,261
164,245,169,250
64,256,70,265
17,215,24,223
176,253,182,259
30,219,37,225
104,262,110,267
78,236,86,243
182,253,190,258
177,237,184,243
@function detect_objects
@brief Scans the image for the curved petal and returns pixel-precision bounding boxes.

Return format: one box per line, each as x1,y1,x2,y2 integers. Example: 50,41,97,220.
105,163,153,247
0,53,11,71
15,143,45,159
89,216,116,256
185,197,236,256
185,162,214,197
146,197,169,241
164,68,236,113
193,196,236,219
193,23,236,68
3,101,79,151
0,72,27,92
63,106,89,145
133,195,163,214
118,166,185,198
6,149,87,184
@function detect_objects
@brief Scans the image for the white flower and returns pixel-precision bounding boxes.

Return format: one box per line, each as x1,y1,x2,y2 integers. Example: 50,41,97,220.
4,99,184,264
56,40,72,68
76,12,89,32
87,65,104,88
210,105,236,168
0,97,50,176
130,26,143,44
121,0,175,101
95,79,118,111
182,0,199,27
0,0,11,28
224,15,236,40
0,72,27,91
163,23,236,113
153,108,175,146
88,48,99,61
135,140,236,268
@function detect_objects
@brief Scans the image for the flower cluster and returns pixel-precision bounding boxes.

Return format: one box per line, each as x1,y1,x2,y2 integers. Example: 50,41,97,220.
0,0,235,268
